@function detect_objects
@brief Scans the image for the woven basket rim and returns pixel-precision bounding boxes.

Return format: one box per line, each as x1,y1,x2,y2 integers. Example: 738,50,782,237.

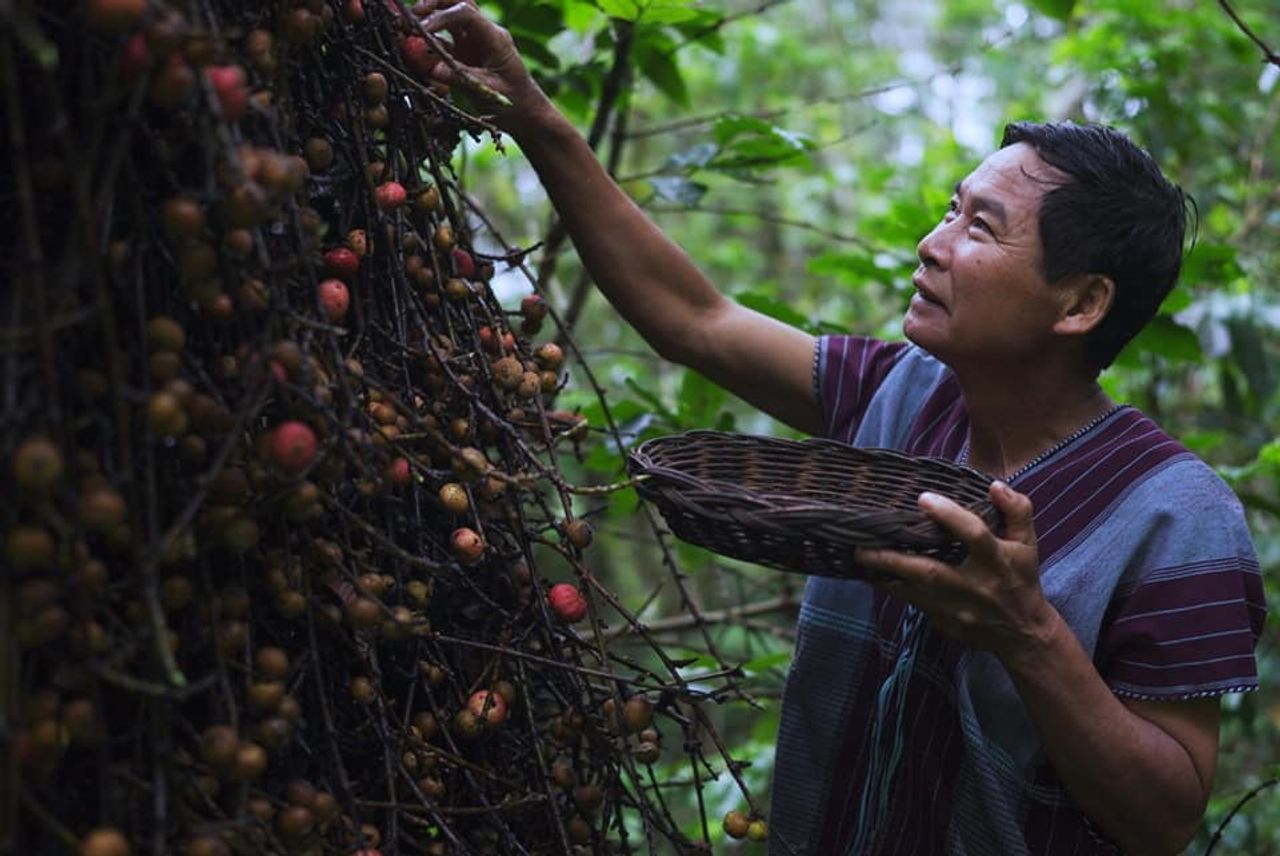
625,430,1000,575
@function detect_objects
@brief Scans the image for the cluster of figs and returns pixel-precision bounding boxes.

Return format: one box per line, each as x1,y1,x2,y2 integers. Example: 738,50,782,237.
3,0,766,853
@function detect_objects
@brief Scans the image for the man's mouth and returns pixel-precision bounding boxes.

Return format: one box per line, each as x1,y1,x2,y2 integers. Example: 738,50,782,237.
911,272,945,308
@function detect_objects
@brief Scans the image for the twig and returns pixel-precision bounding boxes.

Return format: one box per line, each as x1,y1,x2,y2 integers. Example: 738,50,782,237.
605,593,799,638
1203,777,1280,855
1218,0,1280,66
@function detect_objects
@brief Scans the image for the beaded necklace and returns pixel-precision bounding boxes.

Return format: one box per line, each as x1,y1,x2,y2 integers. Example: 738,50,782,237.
957,404,1127,483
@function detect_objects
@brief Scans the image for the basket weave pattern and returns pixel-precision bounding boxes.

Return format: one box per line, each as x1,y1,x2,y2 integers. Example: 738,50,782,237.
627,431,1001,580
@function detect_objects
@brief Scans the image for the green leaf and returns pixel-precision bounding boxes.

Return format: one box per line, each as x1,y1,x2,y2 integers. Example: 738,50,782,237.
634,42,689,104
1028,0,1077,21
637,4,701,24
1117,315,1202,364
735,291,810,330
511,33,563,70
743,651,792,675
676,369,728,428
623,378,679,424
712,114,777,145
596,0,642,21
1181,242,1242,286
560,0,603,31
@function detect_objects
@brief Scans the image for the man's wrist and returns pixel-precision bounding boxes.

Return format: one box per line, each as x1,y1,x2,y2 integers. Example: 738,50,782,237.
997,598,1068,678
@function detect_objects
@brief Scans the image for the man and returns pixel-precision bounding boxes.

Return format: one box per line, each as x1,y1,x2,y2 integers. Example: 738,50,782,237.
419,4,1266,853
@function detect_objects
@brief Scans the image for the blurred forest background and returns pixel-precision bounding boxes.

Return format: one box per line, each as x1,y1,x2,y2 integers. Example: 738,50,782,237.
457,0,1279,851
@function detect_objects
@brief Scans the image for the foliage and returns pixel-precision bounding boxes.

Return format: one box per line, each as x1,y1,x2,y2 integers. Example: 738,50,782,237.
457,0,1280,850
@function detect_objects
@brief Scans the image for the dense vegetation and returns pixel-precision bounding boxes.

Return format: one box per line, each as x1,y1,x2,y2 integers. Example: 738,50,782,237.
458,0,1280,851
2,0,1275,854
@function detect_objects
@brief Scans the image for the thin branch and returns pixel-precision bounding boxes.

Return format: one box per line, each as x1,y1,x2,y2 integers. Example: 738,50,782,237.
1218,0,1280,66
605,593,800,638
1203,777,1280,855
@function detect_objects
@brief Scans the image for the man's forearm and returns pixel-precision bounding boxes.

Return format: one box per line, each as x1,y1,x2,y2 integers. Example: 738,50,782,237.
1002,610,1212,855
510,105,729,366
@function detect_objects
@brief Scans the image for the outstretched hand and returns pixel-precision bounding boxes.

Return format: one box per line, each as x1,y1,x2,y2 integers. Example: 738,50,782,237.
416,0,551,132
856,480,1058,663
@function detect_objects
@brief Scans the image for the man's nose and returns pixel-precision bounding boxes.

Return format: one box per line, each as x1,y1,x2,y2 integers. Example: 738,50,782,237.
916,221,949,270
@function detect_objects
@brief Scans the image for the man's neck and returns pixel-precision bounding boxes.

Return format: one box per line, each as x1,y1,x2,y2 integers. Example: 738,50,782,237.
956,363,1114,480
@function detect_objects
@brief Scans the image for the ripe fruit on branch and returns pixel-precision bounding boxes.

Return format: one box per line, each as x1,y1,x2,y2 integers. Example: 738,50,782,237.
323,247,360,280
271,421,318,474
450,527,485,565
521,293,549,323
199,724,239,769
206,65,248,121
622,695,653,733
451,247,476,279
387,457,411,487
438,482,469,514
84,0,147,34
79,827,130,856
362,72,388,104
536,342,564,371
342,0,365,22
318,278,350,321
548,583,587,623
146,316,186,351
747,819,768,842
375,181,406,212
304,137,334,172
400,35,437,78
78,488,127,533
573,783,604,814
466,689,508,727
433,221,455,252
346,228,369,257
146,391,188,437
13,436,63,492
723,810,750,840
562,518,593,549
633,741,660,764
161,197,204,241
492,356,523,391
416,184,440,213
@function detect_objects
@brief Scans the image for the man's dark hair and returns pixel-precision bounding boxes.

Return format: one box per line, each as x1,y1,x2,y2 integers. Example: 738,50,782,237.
1000,121,1190,372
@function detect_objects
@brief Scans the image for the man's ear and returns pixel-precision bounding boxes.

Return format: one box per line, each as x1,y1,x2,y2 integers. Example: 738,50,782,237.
1054,274,1114,336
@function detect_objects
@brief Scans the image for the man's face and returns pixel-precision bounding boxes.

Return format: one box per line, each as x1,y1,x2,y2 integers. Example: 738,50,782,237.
904,142,1071,369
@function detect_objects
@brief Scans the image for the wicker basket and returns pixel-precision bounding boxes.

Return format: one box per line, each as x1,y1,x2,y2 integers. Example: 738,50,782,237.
626,431,1001,580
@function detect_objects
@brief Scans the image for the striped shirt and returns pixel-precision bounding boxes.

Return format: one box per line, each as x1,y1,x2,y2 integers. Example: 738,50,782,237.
769,336,1265,855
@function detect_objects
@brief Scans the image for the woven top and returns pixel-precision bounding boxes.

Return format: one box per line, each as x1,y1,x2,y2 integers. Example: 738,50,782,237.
627,431,1000,579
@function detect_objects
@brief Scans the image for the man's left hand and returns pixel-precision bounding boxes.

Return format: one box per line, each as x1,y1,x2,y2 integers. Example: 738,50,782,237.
856,480,1057,662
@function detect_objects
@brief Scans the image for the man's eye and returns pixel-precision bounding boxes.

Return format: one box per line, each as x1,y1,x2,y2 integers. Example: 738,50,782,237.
971,217,991,234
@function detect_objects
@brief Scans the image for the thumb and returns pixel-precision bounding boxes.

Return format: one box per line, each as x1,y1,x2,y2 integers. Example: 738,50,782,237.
990,480,1036,547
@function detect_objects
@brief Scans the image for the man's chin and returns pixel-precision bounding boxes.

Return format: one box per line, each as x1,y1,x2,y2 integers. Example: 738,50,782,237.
902,320,949,363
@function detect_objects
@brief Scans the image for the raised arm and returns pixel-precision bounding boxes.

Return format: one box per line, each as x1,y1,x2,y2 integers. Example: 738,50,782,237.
423,2,823,435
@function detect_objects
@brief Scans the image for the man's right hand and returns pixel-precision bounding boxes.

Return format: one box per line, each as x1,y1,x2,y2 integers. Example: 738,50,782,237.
412,1,823,437
419,1,553,135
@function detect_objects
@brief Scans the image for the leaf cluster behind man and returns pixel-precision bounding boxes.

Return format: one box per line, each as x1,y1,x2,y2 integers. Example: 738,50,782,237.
419,4,1266,853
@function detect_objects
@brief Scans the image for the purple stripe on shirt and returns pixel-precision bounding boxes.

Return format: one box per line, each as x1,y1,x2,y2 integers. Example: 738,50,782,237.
1098,565,1264,693
1015,410,1188,564
904,374,966,457
820,337,909,441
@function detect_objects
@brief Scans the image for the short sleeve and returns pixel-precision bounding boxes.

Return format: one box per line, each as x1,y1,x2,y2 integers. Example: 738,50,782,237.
815,335,909,440
1095,472,1267,700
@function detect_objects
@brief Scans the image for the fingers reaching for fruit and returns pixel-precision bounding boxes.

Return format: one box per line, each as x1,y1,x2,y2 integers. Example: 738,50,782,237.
419,2,551,131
